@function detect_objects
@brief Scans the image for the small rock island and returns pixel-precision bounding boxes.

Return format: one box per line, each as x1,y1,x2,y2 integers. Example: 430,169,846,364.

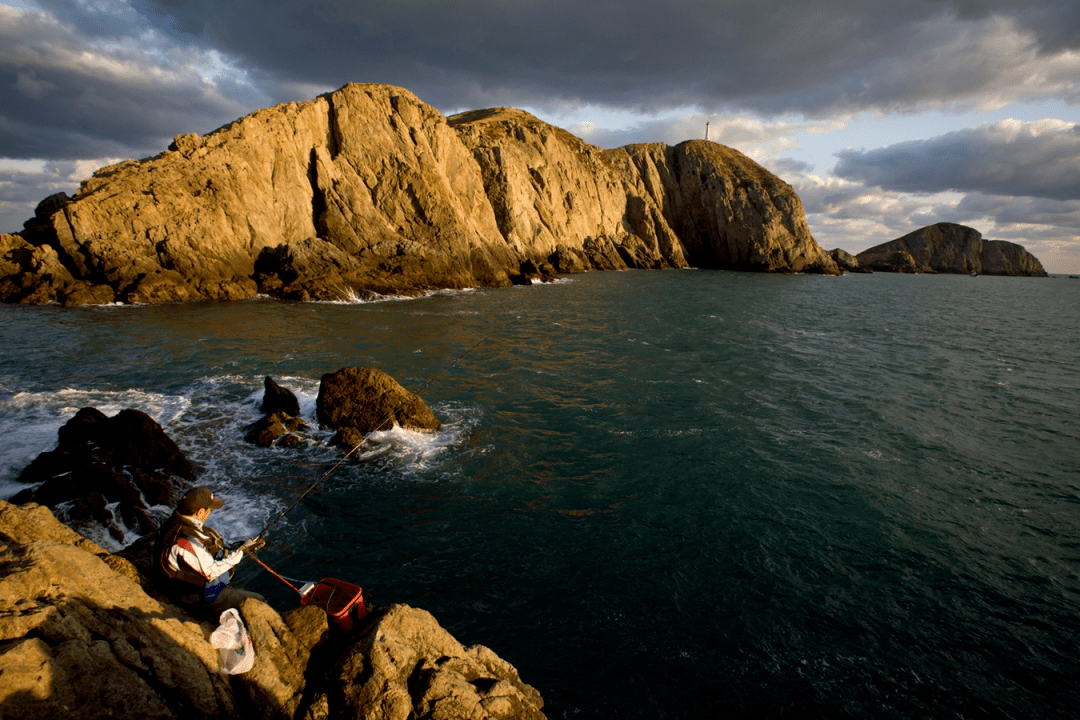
850,222,1047,276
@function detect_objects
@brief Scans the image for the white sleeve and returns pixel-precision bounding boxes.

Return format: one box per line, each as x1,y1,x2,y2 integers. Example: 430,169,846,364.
168,537,244,582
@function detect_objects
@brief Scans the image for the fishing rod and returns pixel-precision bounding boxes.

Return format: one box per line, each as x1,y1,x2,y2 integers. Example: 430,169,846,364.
252,314,521,544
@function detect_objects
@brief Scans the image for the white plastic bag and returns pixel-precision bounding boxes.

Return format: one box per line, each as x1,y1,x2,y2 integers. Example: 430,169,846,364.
210,608,255,675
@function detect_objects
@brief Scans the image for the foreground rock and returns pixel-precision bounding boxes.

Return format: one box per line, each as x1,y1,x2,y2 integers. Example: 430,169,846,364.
317,367,440,448
0,500,545,720
0,500,240,719
10,407,194,545
4,82,838,305
854,223,1047,276
306,604,546,720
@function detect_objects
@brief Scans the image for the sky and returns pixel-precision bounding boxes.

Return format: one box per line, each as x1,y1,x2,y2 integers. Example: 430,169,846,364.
1,1,1078,273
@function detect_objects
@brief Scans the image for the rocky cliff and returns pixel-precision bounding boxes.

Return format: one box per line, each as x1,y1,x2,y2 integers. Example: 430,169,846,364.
854,223,1047,276
4,83,838,305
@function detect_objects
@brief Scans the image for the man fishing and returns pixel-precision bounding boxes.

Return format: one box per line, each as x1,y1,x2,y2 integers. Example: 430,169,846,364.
153,486,265,616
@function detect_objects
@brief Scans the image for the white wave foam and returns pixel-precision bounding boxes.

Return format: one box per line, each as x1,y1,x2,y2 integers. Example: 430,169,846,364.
313,286,479,305
1,372,483,547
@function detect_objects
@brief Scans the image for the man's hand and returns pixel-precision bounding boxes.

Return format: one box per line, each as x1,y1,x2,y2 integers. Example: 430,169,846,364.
242,538,266,553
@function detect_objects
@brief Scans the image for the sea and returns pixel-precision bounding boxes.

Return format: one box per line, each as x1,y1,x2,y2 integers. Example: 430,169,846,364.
2,269,1078,719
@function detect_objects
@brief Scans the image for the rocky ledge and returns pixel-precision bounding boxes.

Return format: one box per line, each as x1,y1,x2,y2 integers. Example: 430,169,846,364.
852,223,1047,276
2,82,838,306
0,501,545,720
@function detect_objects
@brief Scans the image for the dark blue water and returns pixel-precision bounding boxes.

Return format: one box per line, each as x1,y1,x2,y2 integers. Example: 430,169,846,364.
2,270,1078,718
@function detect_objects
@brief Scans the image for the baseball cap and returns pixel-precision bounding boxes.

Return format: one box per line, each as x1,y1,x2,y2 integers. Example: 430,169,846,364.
178,486,225,515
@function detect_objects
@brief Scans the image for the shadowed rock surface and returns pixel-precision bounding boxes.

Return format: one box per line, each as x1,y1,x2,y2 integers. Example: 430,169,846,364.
4,83,839,305
854,223,1047,276
316,367,440,449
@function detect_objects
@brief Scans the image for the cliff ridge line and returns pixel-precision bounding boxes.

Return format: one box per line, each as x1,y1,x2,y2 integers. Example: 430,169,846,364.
6,82,839,305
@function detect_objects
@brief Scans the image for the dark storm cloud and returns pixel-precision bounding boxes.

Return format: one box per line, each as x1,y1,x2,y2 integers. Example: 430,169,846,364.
3,0,1079,164
833,119,1080,201
130,0,1080,115
0,5,262,160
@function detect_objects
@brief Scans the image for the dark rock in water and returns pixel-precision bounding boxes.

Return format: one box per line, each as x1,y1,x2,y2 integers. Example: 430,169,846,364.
316,367,440,447
10,407,194,542
855,223,1047,276
305,603,546,720
245,411,309,447
260,375,301,417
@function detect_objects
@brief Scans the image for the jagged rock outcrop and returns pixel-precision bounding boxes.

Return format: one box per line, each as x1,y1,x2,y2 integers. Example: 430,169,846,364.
4,83,839,305
244,411,309,448
316,367,440,449
244,377,309,448
9,407,195,546
855,223,1047,276
0,500,546,720
305,604,546,720
260,376,301,417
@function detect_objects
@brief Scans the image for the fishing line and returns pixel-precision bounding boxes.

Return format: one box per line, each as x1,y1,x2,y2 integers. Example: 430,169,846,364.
253,311,522,543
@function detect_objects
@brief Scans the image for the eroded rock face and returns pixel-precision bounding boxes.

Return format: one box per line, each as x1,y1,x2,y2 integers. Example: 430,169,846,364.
316,367,440,448
304,604,546,720
10,407,194,545
619,141,838,273
5,83,840,305
855,223,1047,276
450,109,839,276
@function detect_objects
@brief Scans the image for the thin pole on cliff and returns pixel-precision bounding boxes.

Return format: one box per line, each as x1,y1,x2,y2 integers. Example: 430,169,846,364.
252,315,521,543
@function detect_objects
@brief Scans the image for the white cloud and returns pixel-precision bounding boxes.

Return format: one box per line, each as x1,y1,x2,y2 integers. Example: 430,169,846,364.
0,156,122,232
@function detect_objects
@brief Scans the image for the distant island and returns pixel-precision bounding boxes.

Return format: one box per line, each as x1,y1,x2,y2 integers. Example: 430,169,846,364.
830,223,1046,276
1,82,842,306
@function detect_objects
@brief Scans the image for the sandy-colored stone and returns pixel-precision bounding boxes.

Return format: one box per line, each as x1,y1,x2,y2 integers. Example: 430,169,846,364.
4,83,842,305
316,367,441,443
304,604,546,720
0,500,237,719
